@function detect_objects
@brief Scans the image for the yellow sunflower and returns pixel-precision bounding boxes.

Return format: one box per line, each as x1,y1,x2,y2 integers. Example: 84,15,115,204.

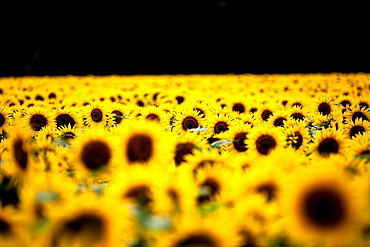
206,113,234,137
137,105,170,127
173,132,207,167
0,106,11,133
20,106,56,137
69,130,117,181
344,105,370,122
172,108,207,135
254,102,279,123
82,101,115,130
44,193,131,247
54,123,82,143
344,118,370,139
114,120,175,167
288,105,309,122
246,124,286,159
52,106,81,129
283,120,311,152
153,210,241,247
346,132,370,166
280,165,364,246
309,95,336,117
266,110,293,128
309,128,348,159
0,206,27,246
107,102,133,125
213,121,252,155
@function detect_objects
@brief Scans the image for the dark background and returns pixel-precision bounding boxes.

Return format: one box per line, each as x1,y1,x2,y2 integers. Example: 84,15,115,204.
1,1,369,77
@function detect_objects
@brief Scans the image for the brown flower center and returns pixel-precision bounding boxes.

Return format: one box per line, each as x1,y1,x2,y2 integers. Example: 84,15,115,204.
302,187,347,229
127,134,153,163
352,111,369,122
232,103,246,114
359,102,369,109
112,110,123,124
175,143,195,166
291,132,303,150
182,116,199,130
0,217,11,236
291,112,304,121
175,234,217,247
349,125,366,138
261,110,273,121
0,113,5,127
318,138,339,157
81,141,111,170
56,114,76,128
90,109,103,122
13,139,28,171
30,114,48,131
292,102,303,108
256,135,276,155
340,100,351,107
318,102,331,116
176,96,185,104
145,113,160,122
124,185,152,207
273,117,287,127
53,214,104,246
239,230,257,247
214,121,229,134
359,150,370,156
233,132,248,152
256,182,277,202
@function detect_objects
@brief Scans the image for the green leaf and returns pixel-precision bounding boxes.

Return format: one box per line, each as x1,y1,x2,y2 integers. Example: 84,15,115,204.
36,191,59,203
199,202,222,216
211,140,232,148
60,133,75,138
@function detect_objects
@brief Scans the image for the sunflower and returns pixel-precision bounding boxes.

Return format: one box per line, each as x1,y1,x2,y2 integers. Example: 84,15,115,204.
3,127,36,181
69,130,117,181
284,120,311,152
20,106,56,137
194,163,239,206
18,173,76,227
107,102,133,125
137,105,170,127
0,206,27,246
344,118,370,139
280,165,364,246
104,165,162,212
34,126,58,152
206,113,234,137
213,121,252,155
309,128,348,159
173,132,206,167
179,100,213,119
336,94,355,113
246,124,286,159
44,193,131,247
153,210,241,247
288,105,309,122
82,101,115,130
54,123,82,143
267,110,293,128
254,103,279,123
113,120,175,168
346,132,370,165
309,95,336,117
344,105,370,122
356,95,370,110
52,106,81,129
0,106,11,133
172,108,207,135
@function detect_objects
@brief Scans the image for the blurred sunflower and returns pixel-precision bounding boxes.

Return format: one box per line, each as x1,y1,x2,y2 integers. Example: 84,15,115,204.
254,103,278,123
70,130,117,181
173,132,206,167
115,121,175,167
0,206,27,246
280,165,364,246
288,105,309,122
284,120,311,152
347,132,370,164
107,102,132,126
21,106,56,137
45,193,130,247
0,106,11,133
137,105,169,127
214,122,251,155
153,211,241,247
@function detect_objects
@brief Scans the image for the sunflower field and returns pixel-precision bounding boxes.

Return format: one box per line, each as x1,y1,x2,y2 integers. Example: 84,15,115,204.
0,74,370,247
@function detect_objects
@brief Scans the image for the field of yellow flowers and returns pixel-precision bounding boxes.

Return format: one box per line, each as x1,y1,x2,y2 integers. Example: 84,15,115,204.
0,74,370,247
